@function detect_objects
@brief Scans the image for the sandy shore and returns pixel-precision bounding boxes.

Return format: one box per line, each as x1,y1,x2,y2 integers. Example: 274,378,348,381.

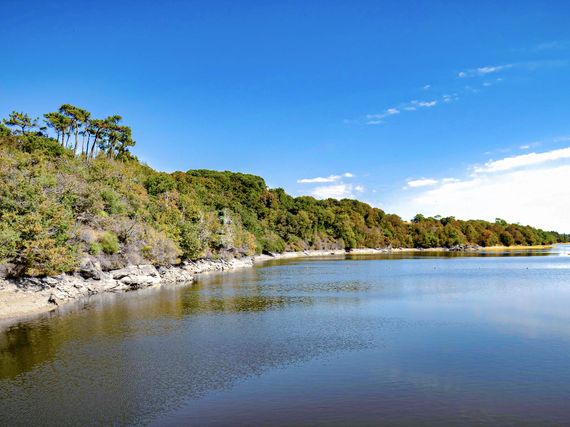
0,245,556,322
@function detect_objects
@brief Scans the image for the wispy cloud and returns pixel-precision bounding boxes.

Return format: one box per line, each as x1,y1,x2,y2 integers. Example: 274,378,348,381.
297,172,354,184
532,41,569,51
458,64,513,78
414,100,437,107
366,99,439,125
357,55,566,127
473,147,570,173
369,108,399,118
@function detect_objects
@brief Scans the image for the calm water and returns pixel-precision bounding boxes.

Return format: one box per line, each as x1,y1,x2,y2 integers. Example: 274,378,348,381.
2,246,570,426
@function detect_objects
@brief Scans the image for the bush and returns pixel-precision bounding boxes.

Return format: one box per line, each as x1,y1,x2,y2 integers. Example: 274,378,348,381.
259,231,285,253
100,189,124,214
179,222,206,259
98,232,120,255
88,242,102,255
21,135,69,157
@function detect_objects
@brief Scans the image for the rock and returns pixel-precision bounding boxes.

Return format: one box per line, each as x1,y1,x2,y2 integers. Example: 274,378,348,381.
110,265,161,289
158,266,194,282
79,258,102,280
42,277,59,286
449,244,481,252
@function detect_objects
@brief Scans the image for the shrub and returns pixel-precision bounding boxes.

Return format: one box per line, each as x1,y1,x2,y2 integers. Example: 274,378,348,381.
179,222,206,259
89,242,102,255
98,232,120,255
21,135,68,157
100,189,124,214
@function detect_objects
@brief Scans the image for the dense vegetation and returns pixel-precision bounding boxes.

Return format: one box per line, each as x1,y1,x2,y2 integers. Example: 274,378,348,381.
0,106,567,277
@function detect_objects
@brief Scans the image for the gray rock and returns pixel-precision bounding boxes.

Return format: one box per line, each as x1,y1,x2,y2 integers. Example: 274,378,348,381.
110,265,161,289
79,258,102,280
158,266,194,282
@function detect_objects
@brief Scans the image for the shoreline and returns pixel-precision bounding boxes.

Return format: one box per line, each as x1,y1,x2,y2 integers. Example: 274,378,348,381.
0,245,556,322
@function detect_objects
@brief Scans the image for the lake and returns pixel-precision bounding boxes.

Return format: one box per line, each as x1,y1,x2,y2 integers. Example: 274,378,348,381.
1,246,570,426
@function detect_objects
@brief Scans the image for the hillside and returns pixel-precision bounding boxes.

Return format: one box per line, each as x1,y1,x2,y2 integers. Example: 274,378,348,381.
0,107,566,277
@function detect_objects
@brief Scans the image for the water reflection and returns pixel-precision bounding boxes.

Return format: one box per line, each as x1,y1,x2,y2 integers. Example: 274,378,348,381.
1,249,570,426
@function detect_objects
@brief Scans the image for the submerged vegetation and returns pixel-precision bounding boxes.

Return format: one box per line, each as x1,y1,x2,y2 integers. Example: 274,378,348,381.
0,105,567,277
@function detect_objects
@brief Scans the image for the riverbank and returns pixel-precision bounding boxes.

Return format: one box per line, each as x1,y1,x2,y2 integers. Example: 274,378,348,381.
0,245,555,321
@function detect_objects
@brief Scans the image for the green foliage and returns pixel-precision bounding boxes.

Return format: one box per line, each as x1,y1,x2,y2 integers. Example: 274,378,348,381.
21,135,69,157
178,222,205,259
3,111,38,134
500,231,515,246
0,123,11,137
100,189,124,214
145,172,176,196
98,232,120,255
89,242,102,255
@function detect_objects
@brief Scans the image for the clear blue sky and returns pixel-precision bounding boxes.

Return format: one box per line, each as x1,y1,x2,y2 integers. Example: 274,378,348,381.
2,0,570,230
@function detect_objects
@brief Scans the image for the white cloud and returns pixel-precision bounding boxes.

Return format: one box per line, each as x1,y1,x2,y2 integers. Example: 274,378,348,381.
298,175,340,184
520,145,531,150
297,172,354,184
366,108,400,124
417,100,437,107
442,177,460,183
298,173,360,199
473,147,570,173
366,98,439,125
388,146,570,232
312,184,354,199
406,178,438,188
458,64,513,78
423,84,431,90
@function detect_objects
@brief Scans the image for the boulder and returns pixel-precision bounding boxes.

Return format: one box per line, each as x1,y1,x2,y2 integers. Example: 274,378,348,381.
158,266,194,282
79,258,102,280
110,265,161,289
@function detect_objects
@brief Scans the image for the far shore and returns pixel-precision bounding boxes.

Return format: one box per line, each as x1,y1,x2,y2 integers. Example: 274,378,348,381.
0,244,560,323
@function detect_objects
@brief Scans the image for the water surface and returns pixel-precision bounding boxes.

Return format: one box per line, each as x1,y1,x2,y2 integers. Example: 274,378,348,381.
1,246,570,426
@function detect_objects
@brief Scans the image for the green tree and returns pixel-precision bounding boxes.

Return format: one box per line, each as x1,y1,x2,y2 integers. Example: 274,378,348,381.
3,111,38,135
0,123,11,137
44,112,71,145
59,104,91,153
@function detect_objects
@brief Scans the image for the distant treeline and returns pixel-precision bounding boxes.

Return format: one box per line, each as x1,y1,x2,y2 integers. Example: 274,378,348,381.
0,107,567,277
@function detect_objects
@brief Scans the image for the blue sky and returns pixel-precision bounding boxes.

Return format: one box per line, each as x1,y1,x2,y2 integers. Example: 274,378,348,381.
1,1,570,231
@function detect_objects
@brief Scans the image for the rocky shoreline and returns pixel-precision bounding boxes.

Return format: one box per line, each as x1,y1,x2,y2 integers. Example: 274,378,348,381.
0,244,537,321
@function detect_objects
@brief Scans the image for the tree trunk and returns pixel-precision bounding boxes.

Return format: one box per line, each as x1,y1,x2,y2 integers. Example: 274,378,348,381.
89,133,99,158
74,126,79,154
